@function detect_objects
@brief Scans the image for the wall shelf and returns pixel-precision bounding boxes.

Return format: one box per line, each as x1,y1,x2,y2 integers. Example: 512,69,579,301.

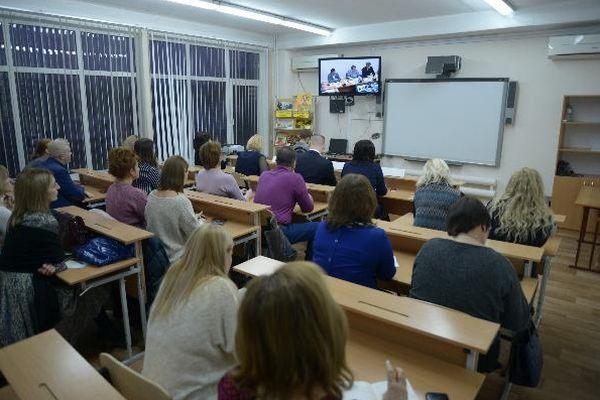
559,148,600,155
561,121,600,127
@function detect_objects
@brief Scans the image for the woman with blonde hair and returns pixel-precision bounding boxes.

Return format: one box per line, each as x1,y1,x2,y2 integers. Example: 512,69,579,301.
143,224,238,400
235,133,268,177
312,174,395,289
413,158,461,231
0,165,13,248
488,167,555,246
0,168,106,346
122,134,139,150
145,155,204,262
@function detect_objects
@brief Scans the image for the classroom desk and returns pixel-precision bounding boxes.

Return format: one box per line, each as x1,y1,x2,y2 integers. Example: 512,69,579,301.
0,330,125,400
233,257,499,390
56,206,153,357
380,189,414,216
242,174,335,203
73,168,114,191
293,201,329,222
572,186,600,272
184,190,269,255
82,185,107,204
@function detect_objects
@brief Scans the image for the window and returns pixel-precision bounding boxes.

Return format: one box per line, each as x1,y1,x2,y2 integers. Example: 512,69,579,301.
0,72,19,176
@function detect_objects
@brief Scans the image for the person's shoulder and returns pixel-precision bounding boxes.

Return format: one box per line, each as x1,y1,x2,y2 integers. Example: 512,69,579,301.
131,185,148,199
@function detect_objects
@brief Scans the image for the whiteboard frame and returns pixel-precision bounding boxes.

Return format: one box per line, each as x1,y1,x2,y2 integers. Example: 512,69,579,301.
382,78,509,167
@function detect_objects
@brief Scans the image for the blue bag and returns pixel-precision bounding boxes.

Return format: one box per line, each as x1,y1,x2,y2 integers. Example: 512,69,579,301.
75,237,134,266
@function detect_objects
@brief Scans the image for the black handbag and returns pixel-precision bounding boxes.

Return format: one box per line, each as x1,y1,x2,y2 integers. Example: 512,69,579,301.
509,321,543,387
264,215,297,262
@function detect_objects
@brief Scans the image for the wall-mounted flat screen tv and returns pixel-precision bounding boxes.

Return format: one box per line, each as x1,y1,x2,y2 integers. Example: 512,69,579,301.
319,56,381,96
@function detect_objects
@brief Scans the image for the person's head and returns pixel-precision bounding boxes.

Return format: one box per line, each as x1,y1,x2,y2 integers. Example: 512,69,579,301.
417,158,452,187
9,168,58,227
47,138,72,164
446,196,491,244
309,134,326,153
246,134,263,152
31,138,51,160
122,135,139,150
330,68,335,73
133,138,158,167
327,174,376,230
108,147,139,181
352,140,375,162
233,262,353,399
159,155,188,193
366,62,371,67
150,224,234,320
276,146,296,168
194,132,211,149
0,165,12,198
199,141,221,170
489,167,554,242
351,65,356,70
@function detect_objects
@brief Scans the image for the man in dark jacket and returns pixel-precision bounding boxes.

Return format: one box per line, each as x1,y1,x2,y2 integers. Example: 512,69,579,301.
295,135,337,186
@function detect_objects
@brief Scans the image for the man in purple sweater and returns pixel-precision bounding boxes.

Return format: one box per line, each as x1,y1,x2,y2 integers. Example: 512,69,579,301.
254,146,318,259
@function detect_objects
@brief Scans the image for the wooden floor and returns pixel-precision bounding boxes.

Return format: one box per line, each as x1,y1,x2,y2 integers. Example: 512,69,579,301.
76,230,600,400
478,230,600,400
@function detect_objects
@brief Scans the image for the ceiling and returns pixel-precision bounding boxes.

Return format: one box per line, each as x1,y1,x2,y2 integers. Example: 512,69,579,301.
79,0,572,34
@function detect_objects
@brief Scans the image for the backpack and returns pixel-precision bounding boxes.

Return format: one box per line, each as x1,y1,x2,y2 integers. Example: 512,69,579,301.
53,211,89,251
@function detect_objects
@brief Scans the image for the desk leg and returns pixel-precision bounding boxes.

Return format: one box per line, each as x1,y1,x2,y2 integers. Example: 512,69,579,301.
119,277,133,357
535,256,553,327
135,241,147,340
573,206,590,269
465,350,479,371
588,218,600,270
254,215,261,256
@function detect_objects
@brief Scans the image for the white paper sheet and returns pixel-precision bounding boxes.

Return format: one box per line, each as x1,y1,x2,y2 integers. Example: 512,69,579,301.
343,380,417,400
65,260,88,269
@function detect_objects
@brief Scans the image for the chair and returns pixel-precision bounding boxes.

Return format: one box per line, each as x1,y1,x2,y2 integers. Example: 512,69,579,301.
99,353,171,400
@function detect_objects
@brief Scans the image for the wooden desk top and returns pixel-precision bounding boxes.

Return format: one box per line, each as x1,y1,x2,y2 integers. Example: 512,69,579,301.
57,257,140,286
543,236,562,257
0,330,125,400
294,201,328,217
382,189,414,201
56,206,153,245
383,220,543,263
201,216,258,240
185,190,270,213
233,256,499,355
82,185,107,204
242,174,334,194
347,329,485,399
575,186,600,209
73,168,115,182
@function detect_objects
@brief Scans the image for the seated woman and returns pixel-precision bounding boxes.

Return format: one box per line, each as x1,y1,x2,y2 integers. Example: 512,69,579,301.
145,156,203,263
410,196,531,372
143,224,239,400
0,165,14,248
234,134,269,177
133,138,161,194
413,158,461,231
106,147,147,228
0,168,106,347
122,134,139,151
488,167,555,247
26,138,51,169
196,141,245,201
218,261,407,400
312,174,395,289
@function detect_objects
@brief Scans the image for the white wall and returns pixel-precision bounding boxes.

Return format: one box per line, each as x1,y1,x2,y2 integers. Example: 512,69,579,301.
276,32,600,195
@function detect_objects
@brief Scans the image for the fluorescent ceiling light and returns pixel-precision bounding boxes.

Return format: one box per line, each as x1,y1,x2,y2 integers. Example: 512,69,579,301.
166,0,332,36
482,0,514,16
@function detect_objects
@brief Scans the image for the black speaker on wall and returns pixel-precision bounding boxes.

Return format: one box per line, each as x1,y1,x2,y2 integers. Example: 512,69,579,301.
505,81,518,124
330,96,345,113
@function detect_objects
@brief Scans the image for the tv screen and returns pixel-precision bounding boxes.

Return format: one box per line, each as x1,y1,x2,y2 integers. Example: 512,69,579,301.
319,56,381,96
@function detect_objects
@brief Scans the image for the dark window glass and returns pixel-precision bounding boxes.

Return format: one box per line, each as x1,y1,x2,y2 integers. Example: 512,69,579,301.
229,50,259,80
15,72,86,168
190,45,225,77
149,40,186,75
151,78,189,161
10,24,78,69
233,85,257,145
82,32,136,72
0,22,7,65
191,80,227,143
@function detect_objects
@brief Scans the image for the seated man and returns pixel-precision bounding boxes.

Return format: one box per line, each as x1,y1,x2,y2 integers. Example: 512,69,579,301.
409,196,531,372
327,68,340,83
295,135,336,186
345,65,360,79
40,138,87,208
254,147,317,259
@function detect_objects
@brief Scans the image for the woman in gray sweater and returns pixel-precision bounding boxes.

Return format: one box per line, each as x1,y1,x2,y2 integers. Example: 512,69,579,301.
410,196,531,372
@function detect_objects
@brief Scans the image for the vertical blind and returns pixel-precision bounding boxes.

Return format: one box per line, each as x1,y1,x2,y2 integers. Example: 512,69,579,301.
0,13,265,175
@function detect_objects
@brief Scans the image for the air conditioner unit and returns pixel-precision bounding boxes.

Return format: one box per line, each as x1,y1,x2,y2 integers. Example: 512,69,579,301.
291,54,338,71
548,34,600,59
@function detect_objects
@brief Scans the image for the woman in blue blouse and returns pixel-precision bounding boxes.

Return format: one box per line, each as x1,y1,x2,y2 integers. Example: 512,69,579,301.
312,174,396,289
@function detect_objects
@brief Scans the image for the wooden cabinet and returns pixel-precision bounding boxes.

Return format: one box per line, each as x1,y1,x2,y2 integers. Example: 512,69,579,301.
552,176,599,232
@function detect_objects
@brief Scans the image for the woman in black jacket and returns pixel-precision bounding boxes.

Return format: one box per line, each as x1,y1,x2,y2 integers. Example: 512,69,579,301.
0,168,106,346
